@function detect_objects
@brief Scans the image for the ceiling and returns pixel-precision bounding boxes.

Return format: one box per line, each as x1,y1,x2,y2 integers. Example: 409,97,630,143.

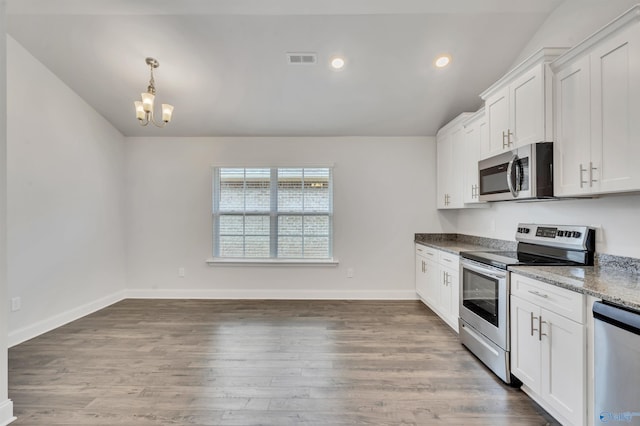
6,0,564,137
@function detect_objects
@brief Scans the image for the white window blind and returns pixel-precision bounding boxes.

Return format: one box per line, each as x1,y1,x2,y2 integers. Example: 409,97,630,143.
213,167,333,259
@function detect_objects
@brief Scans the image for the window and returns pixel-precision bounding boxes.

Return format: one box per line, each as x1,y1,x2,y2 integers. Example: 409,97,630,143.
212,167,333,260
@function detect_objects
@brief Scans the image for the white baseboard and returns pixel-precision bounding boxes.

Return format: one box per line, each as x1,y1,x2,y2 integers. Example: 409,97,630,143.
8,290,126,348
126,288,419,300
0,399,15,426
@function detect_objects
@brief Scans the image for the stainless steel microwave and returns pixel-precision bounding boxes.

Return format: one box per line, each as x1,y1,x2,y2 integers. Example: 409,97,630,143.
478,142,553,202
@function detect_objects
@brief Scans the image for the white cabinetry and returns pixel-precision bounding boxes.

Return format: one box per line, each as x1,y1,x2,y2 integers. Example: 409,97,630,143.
462,109,487,204
437,113,472,209
415,244,438,304
415,244,459,332
510,273,586,426
480,48,566,159
552,7,640,197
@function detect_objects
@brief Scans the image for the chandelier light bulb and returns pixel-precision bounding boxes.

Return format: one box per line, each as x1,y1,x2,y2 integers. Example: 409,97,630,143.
162,104,174,123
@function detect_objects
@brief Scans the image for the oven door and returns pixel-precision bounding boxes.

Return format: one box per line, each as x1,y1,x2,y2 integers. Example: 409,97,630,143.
459,259,509,350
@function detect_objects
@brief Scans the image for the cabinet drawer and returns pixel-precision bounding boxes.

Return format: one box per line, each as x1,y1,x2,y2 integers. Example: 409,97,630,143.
511,273,585,323
439,251,459,268
415,244,439,260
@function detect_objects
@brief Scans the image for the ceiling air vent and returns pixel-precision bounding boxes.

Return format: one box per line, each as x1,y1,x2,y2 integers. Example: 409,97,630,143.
286,52,317,65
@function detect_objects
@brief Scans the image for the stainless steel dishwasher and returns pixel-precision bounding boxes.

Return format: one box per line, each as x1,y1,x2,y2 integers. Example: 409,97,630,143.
593,301,640,425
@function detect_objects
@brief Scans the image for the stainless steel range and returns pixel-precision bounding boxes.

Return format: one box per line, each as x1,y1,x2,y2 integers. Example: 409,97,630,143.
458,224,595,385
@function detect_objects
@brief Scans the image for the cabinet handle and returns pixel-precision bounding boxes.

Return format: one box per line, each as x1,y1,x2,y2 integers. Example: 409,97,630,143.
507,129,514,147
579,164,588,188
527,290,549,299
443,271,448,286
530,312,539,337
539,316,547,341
590,162,598,187
502,131,508,149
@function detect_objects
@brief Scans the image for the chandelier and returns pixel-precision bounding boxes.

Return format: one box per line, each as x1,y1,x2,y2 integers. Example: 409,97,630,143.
134,57,174,127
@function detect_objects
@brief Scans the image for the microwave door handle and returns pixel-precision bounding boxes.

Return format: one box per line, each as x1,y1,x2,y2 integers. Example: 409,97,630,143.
506,154,519,197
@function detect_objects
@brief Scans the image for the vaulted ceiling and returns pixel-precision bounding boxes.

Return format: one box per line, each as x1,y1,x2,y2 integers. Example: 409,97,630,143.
6,0,563,137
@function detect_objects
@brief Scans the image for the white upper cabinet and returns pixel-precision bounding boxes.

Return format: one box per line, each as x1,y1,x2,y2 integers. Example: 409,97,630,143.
480,48,567,159
436,112,473,209
552,6,640,197
553,55,591,196
462,109,487,204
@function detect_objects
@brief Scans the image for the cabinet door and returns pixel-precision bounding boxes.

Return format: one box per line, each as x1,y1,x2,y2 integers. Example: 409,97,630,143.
449,126,466,208
590,24,640,194
442,265,459,330
540,308,585,426
554,56,591,197
423,258,440,307
415,255,427,299
463,119,482,204
485,87,509,157
510,295,541,393
436,132,452,209
510,65,545,148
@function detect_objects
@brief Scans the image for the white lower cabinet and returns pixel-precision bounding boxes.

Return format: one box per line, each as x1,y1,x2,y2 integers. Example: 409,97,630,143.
415,244,459,332
510,273,585,426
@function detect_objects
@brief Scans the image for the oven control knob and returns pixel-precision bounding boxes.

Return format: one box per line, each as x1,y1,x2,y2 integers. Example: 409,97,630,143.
573,231,582,238
558,231,565,237
523,228,530,234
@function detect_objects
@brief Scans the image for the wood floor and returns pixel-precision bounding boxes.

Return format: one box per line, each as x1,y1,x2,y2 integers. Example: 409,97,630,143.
8,300,557,425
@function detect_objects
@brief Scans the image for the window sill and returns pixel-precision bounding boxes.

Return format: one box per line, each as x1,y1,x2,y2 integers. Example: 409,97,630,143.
206,258,340,266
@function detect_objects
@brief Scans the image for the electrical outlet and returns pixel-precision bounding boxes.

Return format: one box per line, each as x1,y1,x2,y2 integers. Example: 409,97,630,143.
178,267,185,278
347,268,354,278
11,297,21,312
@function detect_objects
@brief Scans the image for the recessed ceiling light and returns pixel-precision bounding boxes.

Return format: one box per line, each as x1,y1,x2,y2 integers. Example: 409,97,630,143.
434,54,451,68
330,56,345,70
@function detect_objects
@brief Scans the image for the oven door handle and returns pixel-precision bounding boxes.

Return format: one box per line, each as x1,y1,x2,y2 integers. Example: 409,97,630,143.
461,260,507,280
506,154,520,198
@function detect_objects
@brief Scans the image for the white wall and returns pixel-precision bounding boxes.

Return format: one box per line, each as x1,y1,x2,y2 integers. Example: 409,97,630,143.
126,136,440,299
454,0,640,259
455,195,640,258
0,1,14,424
513,0,639,65
6,37,127,346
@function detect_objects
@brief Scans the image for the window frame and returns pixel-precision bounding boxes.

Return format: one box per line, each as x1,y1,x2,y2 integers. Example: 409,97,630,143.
209,166,336,265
